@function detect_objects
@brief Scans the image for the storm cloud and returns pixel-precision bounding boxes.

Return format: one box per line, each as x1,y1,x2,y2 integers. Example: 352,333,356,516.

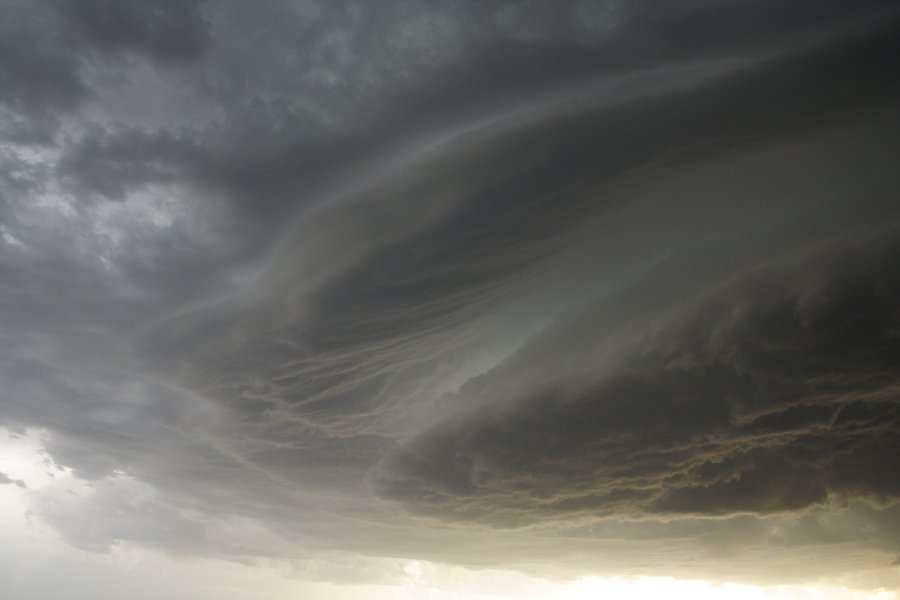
1,0,900,596
374,229,900,524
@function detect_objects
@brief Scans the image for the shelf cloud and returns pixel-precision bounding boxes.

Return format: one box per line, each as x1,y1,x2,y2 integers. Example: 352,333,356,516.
1,0,899,596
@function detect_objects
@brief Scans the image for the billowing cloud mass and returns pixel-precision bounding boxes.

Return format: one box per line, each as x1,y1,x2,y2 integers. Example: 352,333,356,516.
374,230,900,523
1,0,899,596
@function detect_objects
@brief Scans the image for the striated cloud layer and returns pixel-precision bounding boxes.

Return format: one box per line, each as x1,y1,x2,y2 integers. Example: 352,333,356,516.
1,0,900,594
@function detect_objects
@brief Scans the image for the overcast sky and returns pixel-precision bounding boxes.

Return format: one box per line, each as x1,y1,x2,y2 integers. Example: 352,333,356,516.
2,1,900,598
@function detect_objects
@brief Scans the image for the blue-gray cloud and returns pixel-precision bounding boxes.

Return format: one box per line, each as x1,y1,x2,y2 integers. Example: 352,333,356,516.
0,0,899,592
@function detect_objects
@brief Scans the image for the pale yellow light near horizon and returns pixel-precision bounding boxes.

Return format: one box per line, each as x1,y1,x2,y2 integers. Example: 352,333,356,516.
0,429,896,600
391,559,897,600
546,575,896,600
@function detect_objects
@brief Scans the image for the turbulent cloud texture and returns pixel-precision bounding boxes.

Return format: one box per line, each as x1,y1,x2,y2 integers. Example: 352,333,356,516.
1,0,899,594
375,230,900,524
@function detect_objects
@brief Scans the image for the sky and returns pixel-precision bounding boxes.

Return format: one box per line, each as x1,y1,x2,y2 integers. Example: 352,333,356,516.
1,1,900,598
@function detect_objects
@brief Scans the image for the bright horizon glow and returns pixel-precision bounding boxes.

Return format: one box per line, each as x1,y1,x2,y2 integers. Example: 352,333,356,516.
1,428,894,600
550,576,897,600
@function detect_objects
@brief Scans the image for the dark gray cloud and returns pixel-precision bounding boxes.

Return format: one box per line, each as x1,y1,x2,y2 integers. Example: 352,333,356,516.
0,0,210,144
373,229,900,524
56,0,211,65
139,11,900,434
0,0,899,594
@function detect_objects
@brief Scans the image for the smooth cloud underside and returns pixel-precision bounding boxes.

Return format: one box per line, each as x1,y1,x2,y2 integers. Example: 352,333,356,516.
1,0,900,593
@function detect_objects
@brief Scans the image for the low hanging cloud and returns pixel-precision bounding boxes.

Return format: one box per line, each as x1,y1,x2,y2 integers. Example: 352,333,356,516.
373,230,900,525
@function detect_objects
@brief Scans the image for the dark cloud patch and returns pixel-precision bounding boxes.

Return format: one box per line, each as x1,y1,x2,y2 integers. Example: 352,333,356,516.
0,472,26,488
56,0,211,65
0,1,86,142
0,0,209,144
374,231,900,525
0,30,84,116
41,0,900,229
368,0,895,138
138,12,900,444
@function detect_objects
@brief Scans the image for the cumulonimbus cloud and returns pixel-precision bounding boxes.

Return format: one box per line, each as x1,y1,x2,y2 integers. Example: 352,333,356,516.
1,0,900,592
